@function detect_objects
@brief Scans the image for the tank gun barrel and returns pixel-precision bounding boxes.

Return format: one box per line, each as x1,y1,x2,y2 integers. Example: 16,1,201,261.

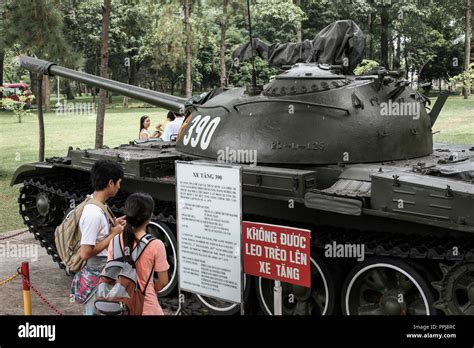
19,56,187,113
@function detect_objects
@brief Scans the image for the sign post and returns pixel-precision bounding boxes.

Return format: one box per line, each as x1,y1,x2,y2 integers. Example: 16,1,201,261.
243,221,311,315
176,161,243,306
274,280,282,316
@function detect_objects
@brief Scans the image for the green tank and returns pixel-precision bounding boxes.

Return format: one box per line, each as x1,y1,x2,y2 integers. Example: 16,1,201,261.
11,21,474,316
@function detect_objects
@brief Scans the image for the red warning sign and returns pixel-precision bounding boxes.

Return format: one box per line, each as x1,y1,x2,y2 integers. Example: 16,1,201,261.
242,221,311,287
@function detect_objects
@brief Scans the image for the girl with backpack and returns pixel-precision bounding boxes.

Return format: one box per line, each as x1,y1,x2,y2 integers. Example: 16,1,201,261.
103,192,169,315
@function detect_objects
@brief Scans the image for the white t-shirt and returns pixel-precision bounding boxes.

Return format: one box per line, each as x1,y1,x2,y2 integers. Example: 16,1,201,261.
79,200,110,257
162,117,184,142
140,128,152,139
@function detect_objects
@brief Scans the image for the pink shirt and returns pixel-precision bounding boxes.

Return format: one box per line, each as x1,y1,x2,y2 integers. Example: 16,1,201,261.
107,234,170,315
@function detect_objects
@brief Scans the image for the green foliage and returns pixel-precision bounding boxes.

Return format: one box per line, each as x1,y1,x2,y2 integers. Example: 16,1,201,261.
251,0,306,42
2,0,470,94
449,63,474,94
228,57,279,87
3,0,71,61
2,48,30,83
0,87,35,123
354,59,380,76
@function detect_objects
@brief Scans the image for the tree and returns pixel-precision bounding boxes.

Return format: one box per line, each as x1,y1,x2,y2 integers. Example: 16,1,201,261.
220,0,229,87
184,0,192,98
0,2,5,99
96,0,111,149
380,3,390,69
4,0,71,97
37,74,45,161
3,0,70,161
0,51,4,99
294,0,303,42
463,0,472,98
140,2,186,94
252,0,306,43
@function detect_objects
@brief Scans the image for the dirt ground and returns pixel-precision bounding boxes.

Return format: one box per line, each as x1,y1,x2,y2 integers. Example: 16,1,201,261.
0,229,173,315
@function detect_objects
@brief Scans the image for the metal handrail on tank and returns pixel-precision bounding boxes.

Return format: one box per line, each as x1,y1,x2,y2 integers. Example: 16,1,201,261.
19,55,187,113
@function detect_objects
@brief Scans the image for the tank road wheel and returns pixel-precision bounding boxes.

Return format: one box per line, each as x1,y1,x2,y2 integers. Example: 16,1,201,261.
256,254,338,315
195,275,252,315
19,184,67,227
342,257,436,315
433,263,474,315
146,221,178,297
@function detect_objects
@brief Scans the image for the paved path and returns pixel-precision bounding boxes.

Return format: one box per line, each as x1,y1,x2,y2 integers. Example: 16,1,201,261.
0,229,83,315
0,229,173,315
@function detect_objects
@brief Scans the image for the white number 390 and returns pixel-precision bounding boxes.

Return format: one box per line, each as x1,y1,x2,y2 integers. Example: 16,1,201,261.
182,115,221,150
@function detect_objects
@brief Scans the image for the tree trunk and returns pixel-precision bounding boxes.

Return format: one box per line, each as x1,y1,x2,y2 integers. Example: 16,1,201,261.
96,0,111,149
37,74,45,162
29,72,38,105
368,0,374,60
0,50,4,99
366,14,372,60
388,29,394,70
463,0,472,99
380,4,389,68
123,57,134,108
294,0,302,43
184,0,192,98
405,56,409,80
220,0,229,88
65,80,75,100
43,75,51,112
395,33,401,69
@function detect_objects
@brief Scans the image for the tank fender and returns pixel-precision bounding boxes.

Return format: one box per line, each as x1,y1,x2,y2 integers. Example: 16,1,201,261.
10,163,57,186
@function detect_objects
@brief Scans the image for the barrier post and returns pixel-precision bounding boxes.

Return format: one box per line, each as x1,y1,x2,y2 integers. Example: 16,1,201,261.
21,262,32,315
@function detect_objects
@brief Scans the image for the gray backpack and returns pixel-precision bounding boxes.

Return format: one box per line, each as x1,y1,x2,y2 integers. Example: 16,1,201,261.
94,234,155,315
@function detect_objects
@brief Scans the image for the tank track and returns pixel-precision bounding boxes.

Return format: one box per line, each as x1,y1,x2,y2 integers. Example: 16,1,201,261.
18,174,208,315
18,175,474,315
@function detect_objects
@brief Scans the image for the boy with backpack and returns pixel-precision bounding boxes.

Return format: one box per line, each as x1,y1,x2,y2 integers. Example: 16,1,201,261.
66,159,125,315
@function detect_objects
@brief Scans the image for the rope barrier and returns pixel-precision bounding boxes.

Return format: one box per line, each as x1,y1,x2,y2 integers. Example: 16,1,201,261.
17,269,63,316
0,230,28,241
0,263,64,315
0,272,20,286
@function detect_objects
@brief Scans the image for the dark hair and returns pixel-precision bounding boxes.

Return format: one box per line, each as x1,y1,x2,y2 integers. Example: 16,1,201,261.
123,193,155,260
139,115,149,137
90,160,124,191
166,111,176,121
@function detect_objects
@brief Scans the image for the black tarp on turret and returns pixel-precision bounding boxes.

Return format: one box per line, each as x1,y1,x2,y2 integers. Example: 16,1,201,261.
233,20,365,73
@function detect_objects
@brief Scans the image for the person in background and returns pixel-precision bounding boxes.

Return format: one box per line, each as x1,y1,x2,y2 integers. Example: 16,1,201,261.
139,115,160,140
107,192,169,315
162,111,184,142
155,111,175,136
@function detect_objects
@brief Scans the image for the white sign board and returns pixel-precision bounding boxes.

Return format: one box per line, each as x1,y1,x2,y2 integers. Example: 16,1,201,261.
176,161,242,304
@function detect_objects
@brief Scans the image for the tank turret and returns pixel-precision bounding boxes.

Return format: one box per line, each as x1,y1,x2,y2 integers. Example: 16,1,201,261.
20,55,446,165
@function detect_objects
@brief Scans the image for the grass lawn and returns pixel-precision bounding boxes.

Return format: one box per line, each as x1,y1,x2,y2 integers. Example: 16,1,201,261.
0,94,473,233
432,95,474,144
0,95,168,232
